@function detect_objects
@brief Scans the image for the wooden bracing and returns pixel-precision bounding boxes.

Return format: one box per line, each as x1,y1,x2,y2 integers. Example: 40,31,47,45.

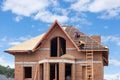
34,64,39,80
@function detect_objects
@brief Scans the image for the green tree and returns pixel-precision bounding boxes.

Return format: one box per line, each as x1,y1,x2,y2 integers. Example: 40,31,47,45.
0,65,14,78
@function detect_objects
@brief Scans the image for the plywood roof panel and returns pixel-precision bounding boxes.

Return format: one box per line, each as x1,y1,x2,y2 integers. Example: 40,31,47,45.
6,33,45,51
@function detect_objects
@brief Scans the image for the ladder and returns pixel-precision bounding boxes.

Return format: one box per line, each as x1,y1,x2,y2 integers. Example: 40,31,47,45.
85,35,94,80
86,50,93,80
77,35,94,80
72,30,94,80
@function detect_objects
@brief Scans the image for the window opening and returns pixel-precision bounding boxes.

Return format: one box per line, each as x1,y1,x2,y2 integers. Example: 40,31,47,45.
51,37,57,57
24,67,32,78
59,37,66,56
40,64,44,80
51,37,66,57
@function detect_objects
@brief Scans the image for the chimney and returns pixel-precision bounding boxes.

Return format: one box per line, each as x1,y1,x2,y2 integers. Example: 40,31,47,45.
91,36,101,43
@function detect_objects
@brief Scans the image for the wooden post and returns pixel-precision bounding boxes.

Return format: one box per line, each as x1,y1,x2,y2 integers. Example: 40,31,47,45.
38,64,40,80
34,64,39,80
55,64,57,80
44,63,49,80
57,37,60,57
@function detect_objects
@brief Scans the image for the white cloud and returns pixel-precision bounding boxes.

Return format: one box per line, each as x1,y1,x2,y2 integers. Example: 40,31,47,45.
0,35,32,47
0,57,4,63
0,35,32,67
109,59,120,66
0,56,14,68
18,35,32,41
1,36,7,41
2,0,120,22
98,9,120,19
89,0,120,12
104,73,120,80
70,16,92,25
104,59,120,79
34,10,69,23
102,35,120,46
50,0,59,7
8,41,21,46
53,7,69,16
70,0,120,19
2,0,50,17
15,16,23,22
2,0,68,23
8,35,32,46
64,0,77,3
71,0,91,12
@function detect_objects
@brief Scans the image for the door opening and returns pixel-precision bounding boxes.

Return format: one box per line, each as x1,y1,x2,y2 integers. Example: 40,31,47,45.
65,64,72,80
50,63,59,80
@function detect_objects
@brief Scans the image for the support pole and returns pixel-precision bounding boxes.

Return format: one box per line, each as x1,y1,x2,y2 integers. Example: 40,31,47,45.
55,64,57,80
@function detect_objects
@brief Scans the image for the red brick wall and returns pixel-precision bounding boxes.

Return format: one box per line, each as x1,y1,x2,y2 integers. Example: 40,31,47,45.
94,63,103,80
15,64,24,80
59,63,65,80
14,25,104,80
75,64,82,80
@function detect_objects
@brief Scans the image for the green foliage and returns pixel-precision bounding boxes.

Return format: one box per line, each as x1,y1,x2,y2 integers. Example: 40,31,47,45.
0,65,14,78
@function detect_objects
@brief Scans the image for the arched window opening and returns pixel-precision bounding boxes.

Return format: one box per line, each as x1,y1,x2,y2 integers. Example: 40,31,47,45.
59,37,66,56
50,37,66,57
51,37,57,57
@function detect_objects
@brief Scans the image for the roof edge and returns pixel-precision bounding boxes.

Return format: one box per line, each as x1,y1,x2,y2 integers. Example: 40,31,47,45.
33,20,79,51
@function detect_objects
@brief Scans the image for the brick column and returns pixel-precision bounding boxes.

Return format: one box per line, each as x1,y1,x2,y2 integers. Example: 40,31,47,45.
44,63,50,80
15,64,24,80
59,63,65,80
76,64,82,80
94,63,103,80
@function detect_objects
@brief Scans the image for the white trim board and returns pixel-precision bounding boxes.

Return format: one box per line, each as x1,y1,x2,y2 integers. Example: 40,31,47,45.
39,48,76,50
15,59,102,65
39,59,102,64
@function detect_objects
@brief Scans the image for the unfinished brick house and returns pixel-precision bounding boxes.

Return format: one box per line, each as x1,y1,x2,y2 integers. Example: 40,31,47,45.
5,20,109,80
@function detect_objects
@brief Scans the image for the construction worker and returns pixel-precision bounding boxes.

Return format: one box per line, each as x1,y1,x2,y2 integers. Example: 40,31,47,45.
75,32,80,38
78,41,85,49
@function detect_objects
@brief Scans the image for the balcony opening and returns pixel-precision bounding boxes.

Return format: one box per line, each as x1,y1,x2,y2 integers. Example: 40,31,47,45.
50,63,59,80
65,64,72,80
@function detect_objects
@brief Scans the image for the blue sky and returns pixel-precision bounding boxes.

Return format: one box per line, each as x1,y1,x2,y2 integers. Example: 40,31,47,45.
0,0,120,79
